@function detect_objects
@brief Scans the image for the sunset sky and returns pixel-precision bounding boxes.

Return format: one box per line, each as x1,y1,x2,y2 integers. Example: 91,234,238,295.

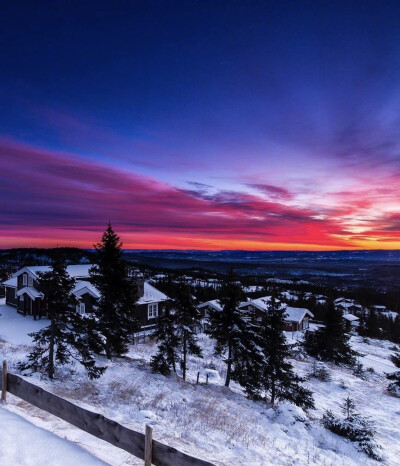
1,1,400,250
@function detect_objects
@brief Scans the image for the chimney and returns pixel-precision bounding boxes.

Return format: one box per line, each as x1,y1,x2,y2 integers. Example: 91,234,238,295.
136,276,145,298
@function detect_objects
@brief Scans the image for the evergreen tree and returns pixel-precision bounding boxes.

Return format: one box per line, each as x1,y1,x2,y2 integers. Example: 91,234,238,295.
19,255,105,380
174,281,202,381
386,349,400,397
231,306,265,399
304,300,357,366
151,301,180,376
323,396,381,459
257,295,314,409
206,271,246,387
90,223,140,359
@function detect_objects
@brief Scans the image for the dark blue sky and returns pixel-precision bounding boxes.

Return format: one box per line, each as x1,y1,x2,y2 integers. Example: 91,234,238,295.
2,1,400,249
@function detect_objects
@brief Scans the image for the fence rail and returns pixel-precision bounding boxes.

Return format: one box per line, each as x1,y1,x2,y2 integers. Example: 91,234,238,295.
0,361,214,466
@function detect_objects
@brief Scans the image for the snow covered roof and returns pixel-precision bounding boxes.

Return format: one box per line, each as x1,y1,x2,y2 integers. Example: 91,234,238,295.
72,281,100,299
137,282,168,304
197,299,223,312
16,287,44,300
239,296,282,312
335,298,354,305
13,265,93,280
343,314,359,321
2,277,17,287
284,307,314,323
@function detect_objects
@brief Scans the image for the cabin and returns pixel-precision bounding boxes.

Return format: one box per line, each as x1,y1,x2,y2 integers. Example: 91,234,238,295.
238,296,314,332
196,299,223,331
284,307,313,332
135,281,169,329
343,313,359,330
9,265,93,319
371,304,386,314
3,265,169,329
197,296,314,332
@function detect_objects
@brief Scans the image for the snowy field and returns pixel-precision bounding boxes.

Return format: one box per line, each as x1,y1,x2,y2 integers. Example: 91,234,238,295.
1,302,400,465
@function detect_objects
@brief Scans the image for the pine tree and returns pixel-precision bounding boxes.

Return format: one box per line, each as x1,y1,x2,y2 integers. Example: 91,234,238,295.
151,302,180,376
90,223,140,359
19,255,105,380
304,300,357,366
258,295,314,409
323,396,381,459
231,306,265,399
206,271,246,387
386,350,400,397
341,395,357,419
174,281,202,381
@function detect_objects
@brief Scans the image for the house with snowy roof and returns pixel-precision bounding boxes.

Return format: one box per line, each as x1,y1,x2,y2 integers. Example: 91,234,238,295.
9,265,93,319
3,265,169,328
238,296,314,332
197,296,314,332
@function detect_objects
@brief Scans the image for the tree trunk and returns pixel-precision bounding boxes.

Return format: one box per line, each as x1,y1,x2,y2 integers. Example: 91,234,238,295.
105,338,112,360
270,377,276,406
172,350,177,374
225,342,232,387
182,331,187,381
48,319,55,379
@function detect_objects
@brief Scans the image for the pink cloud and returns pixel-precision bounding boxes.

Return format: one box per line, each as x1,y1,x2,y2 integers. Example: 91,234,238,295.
1,137,400,249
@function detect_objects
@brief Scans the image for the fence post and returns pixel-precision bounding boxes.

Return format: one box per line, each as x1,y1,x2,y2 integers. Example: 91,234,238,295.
206,373,209,385
1,360,7,403
144,424,152,466
196,371,200,384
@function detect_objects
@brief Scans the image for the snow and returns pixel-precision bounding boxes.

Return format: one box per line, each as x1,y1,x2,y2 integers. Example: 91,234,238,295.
17,286,44,300
343,314,359,322
13,265,93,280
285,306,314,323
1,301,400,465
242,285,263,293
0,406,107,465
137,282,168,304
0,301,47,345
197,299,223,312
72,280,101,299
3,277,17,287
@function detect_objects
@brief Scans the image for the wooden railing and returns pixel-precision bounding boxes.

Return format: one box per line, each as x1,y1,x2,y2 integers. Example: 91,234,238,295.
1,361,214,466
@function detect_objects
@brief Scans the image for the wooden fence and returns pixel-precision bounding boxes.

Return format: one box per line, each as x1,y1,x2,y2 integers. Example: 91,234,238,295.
0,361,214,466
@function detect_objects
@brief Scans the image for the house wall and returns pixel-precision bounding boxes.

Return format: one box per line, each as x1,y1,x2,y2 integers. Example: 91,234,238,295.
17,274,39,291
17,295,41,318
136,301,166,328
76,293,97,314
5,287,17,307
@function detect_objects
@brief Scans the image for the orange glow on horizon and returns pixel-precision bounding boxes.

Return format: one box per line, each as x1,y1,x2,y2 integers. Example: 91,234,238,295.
1,230,400,251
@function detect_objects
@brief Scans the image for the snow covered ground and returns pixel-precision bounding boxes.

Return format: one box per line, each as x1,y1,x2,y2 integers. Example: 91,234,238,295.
0,299,47,345
0,405,107,465
1,302,400,465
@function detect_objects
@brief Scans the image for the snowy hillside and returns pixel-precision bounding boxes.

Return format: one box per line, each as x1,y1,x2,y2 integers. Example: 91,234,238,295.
1,302,400,465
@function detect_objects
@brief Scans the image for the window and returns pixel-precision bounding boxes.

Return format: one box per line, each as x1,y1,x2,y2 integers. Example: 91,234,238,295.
22,274,27,286
28,276,33,287
76,303,86,315
148,303,158,319
14,288,17,299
